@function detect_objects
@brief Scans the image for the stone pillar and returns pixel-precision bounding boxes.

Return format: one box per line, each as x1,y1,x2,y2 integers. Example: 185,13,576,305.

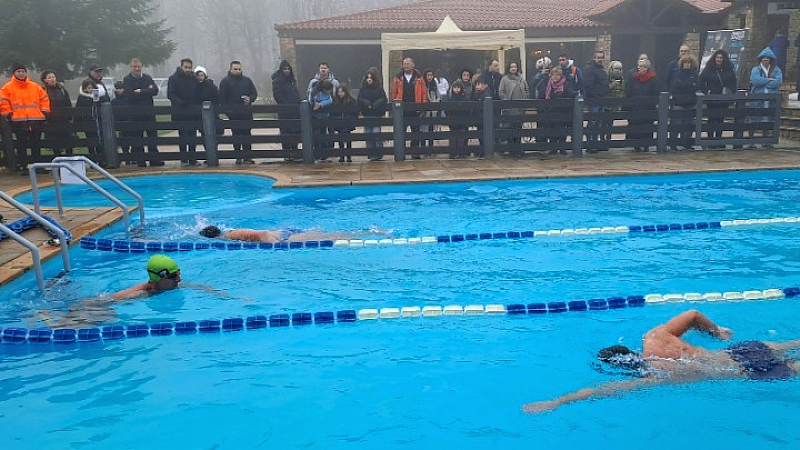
742,1,770,87
684,32,701,59
596,33,611,66
788,10,800,86
279,38,297,69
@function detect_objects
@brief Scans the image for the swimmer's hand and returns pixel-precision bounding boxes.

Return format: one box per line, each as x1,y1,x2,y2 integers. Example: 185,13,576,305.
716,326,733,340
522,400,559,414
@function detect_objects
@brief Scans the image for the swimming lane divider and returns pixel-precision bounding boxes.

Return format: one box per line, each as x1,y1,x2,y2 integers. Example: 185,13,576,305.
76,216,800,253
2,287,798,347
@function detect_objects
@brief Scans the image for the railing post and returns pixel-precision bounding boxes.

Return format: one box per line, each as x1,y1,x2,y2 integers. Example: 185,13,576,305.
572,95,584,157
657,92,670,152
392,101,406,161
773,92,782,145
299,101,314,164
695,93,704,148
98,103,119,168
1,119,16,170
200,101,219,166
482,98,495,158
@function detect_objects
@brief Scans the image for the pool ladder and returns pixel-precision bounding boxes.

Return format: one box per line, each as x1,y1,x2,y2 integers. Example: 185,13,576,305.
0,156,144,291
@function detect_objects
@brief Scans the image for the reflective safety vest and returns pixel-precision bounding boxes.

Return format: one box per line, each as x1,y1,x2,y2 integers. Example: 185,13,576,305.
0,76,51,121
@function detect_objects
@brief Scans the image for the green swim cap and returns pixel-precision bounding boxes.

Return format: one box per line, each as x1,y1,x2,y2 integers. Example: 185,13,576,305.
146,254,180,283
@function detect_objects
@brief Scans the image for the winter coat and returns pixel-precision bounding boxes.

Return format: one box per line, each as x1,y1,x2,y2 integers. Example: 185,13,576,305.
330,96,359,132
625,69,659,112
219,73,258,105
699,63,737,95
390,69,427,103
750,47,783,94
196,79,220,105
311,90,332,120
0,77,50,121
559,61,583,94
123,73,159,106
669,68,699,107
271,69,302,105
583,61,610,99
357,82,388,118
307,73,339,102
44,83,72,109
498,73,530,101
168,67,199,119
86,74,111,103
483,70,502,99
444,89,470,129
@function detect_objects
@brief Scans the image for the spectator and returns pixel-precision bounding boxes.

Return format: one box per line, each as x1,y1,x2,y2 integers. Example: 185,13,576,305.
458,68,474,99
0,63,50,175
357,70,388,161
539,67,577,153
74,79,100,160
444,80,470,159
484,59,503,99
669,55,700,150
167,58,199,166
330,84,358,163
606,60,626,141
307,62,339,103
123,58,162,167
310,79,333,161
421,68,441,151
663,44,691,92
390,57,427,159
85,64,111,103
435,71,449,98
110,81,132,164
498,61,529,145
699,50,737,146
219,60,258,165
529,57,552,100
194,66,221,152
625,59,659,152
40,70,73,157
627,54,650,84
470,76,491,158
557,53,583,94
749,47,783,146
583,50,610,151
271,60,302,161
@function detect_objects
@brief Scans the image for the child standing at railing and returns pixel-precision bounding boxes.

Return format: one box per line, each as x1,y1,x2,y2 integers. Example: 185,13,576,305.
330,84,358,162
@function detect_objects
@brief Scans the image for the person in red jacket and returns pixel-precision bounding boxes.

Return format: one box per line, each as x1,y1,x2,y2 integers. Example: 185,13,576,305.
390,57,427,159
0,63,51,175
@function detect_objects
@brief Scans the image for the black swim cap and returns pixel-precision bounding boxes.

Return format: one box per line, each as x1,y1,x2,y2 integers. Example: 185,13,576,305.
598,345,646,372
200,225,221,238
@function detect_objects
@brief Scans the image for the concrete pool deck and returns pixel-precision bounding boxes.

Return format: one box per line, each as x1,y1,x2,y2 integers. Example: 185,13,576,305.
3,146,800,285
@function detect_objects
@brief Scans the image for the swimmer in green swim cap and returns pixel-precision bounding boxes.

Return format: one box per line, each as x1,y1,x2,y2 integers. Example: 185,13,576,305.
111,254,182,299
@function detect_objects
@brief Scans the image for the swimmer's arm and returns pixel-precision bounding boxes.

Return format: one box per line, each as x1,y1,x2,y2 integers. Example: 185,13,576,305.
181,282,252,302
111,282,152,300
522,378,668,414
225,229,276,243
662,310,732,340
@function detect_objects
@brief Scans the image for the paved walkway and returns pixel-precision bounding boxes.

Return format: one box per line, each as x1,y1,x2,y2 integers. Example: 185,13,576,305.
2,144,800,285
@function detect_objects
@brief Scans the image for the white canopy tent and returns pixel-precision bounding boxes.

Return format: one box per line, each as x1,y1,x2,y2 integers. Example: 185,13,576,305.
380,16,527,93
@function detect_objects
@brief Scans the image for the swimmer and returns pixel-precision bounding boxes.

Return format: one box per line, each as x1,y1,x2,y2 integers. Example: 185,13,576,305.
199,225,386,243
523,310,800,414
37,254,245,328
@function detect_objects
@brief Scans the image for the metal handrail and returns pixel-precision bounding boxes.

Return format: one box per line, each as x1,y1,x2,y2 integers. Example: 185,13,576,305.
53,156,144,225
0,222,44,291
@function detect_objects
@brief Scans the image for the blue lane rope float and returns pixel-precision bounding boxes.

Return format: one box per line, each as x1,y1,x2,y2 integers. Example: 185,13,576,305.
0,216,72,243
78,216,800,253
2,286,797,347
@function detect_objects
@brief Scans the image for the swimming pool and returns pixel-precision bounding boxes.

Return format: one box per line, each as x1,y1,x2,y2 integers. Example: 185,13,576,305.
2,171,800,448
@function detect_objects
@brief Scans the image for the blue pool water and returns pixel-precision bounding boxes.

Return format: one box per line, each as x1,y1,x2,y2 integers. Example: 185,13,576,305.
2,171,800,448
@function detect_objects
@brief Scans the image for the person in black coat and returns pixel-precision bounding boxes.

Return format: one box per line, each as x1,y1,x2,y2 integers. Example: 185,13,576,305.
40,70,73,157
168,58,199,166
219,60,258,164
194,66,221,148
669,55,700,150
123,58,162,166
539,67,577,153
444,80,470,159
625,60,659,151
329,84,359,162
271,60,302,160
357,70,387,161
699,50,738,144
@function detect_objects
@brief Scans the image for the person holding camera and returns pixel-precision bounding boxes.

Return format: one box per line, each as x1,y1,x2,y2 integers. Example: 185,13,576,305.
220,61,258,165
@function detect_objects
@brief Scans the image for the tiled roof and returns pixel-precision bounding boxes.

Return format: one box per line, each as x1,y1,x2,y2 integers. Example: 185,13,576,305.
276,0,729,32
276,0,606,31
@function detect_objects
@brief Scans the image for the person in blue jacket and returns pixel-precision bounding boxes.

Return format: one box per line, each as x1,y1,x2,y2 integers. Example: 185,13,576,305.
748,47,783,145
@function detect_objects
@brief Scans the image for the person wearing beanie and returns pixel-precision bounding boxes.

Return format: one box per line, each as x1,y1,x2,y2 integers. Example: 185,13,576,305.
219,60,258,164
0,63,51,175
123,58,163,167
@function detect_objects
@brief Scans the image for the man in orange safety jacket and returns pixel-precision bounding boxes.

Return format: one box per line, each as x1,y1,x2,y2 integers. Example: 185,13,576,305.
0,63,51,175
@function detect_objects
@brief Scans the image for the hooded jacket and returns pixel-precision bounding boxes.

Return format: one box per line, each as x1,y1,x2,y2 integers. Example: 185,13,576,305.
167,66,198,108
219,72,258,105
750,47,783,94
357,75,388,117
0,76,51,121
271,68,302,104
123,72,159,106
307,72,339,103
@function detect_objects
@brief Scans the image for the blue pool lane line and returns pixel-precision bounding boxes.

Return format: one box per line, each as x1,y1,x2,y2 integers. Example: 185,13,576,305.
3,287,798,346
77,216,800,253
